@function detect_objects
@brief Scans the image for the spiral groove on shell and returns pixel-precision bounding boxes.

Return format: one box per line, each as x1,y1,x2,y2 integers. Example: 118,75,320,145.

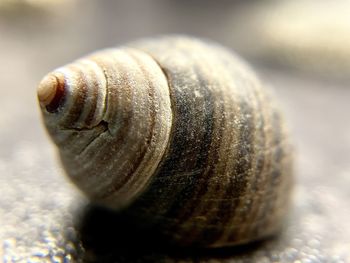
38,36,293,247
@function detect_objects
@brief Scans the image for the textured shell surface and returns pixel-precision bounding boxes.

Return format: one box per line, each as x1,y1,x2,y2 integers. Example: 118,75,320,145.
37,36,293,247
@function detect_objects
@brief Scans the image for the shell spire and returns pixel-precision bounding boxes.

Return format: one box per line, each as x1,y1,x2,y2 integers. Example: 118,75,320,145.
37,73,65,110
38,47,173,209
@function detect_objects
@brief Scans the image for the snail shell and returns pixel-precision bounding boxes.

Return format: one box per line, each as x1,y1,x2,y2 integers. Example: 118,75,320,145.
37,36,293,247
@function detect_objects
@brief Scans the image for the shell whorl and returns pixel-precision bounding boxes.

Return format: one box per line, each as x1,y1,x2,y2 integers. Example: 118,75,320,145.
39,48,173,208
38,36,293,247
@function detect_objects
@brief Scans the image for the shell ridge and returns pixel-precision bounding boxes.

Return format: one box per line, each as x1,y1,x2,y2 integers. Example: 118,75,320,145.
126,47,177,179
103,49,160,198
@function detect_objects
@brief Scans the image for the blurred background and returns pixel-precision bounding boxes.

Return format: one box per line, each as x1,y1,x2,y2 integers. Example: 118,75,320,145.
0,0,349,262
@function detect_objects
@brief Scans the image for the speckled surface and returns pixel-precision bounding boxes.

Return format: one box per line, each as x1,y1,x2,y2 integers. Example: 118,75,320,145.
1,1,350,262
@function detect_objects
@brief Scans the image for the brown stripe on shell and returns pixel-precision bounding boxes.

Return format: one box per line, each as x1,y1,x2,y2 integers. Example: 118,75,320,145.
63,64,88,129
205,92,255,244
85,52,134,199
212,65,265,244
246,103,280,238
230,79,268,243
102,51,158,197
47,65,102,155
158,63,217,244
166,52,236,245
82,66,99,127
119,46,218,233
101,53,152,197
250,110,291,238
170,46,258,246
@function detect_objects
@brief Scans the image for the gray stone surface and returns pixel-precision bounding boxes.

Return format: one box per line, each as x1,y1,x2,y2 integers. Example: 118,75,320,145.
1,1,349,262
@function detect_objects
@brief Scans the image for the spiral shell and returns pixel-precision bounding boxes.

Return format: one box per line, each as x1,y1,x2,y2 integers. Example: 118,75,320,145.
37,36,293,247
